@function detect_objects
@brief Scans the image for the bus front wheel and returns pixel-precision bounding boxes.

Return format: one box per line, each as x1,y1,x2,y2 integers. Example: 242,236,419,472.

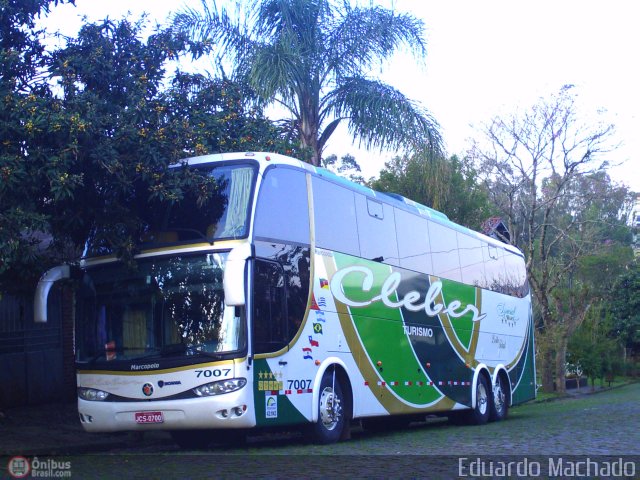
310,370,345,444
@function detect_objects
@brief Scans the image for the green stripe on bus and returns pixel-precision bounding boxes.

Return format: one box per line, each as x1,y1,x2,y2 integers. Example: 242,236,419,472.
333,253,440,406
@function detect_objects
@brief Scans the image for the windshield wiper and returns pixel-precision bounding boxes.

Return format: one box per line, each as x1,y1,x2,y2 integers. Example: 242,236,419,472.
131,344,224,360
81,353,105,364
82,347,152,364
124,345,183,361
82,345,226,363
189,347,225,359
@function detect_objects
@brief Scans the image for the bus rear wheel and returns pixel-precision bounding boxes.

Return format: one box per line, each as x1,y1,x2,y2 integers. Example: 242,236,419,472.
465,374,491,425
490,374,509,421
309,371,345,444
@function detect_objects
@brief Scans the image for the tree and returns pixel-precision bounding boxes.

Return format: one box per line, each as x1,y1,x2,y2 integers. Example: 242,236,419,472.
321,153,364,184
166,73,297,158
0,0,74,287
173,0,442,165
610,266,640,362
0,15,296,289
568,306,623,390
471,86,632,392
370,152,495,229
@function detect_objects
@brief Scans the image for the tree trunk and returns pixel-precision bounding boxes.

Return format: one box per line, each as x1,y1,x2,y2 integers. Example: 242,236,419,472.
555,334,568,394
541,348,555,393
537,331,555,392
535,312,557,393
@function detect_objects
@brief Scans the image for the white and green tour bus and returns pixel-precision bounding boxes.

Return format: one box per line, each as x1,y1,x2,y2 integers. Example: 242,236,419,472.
34,152,535,447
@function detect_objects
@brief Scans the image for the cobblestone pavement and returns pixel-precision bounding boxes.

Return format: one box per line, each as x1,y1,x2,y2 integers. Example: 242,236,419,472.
1,383,638,478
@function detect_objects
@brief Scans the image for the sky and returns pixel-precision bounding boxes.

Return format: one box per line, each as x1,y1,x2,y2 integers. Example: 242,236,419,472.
43,0,640,192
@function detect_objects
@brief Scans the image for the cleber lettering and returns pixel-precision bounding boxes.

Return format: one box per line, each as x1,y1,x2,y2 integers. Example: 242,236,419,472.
330,266,486,322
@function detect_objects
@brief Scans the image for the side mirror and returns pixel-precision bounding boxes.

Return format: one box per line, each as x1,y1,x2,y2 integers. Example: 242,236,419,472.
223,243,253,306
34,265,72,323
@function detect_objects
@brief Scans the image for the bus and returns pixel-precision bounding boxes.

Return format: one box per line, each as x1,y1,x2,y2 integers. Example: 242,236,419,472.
34,152,535,448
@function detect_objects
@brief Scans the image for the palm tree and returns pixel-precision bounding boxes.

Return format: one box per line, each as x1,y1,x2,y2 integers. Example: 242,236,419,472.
174,0,441,166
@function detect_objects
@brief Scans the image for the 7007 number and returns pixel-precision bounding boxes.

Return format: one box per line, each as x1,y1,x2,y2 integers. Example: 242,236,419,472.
195,368,231,378
288,379,312,390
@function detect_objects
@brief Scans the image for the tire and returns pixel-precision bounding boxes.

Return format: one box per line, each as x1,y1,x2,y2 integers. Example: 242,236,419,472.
490,373,509,422
309,370,345,444
465,374,491,425
170,429,215,450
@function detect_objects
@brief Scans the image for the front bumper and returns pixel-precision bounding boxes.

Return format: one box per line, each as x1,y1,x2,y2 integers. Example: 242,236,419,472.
78,389,256,432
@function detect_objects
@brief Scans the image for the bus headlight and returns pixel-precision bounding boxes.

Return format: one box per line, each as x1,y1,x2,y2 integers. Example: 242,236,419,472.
193,378,247,397
78,387,110,401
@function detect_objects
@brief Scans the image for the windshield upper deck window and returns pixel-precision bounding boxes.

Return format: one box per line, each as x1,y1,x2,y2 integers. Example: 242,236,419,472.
85,162,257,256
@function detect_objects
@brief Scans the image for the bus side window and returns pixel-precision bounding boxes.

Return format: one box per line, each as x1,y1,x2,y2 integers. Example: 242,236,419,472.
428,220,462,282
254,167,309,245
457,232,485,287
355,194,399,266
253,259,290,354
482,243,506,292
312,177,360,257
395,208,433,274
503,251,528,297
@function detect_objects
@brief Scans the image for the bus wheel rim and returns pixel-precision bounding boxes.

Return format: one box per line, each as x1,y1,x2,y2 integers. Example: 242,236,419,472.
477,382,488,415
494,380,505,414
319,387,341,430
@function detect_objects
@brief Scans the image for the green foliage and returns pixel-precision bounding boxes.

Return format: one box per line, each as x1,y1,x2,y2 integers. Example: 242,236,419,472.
0,12,296,290
567,306,622,388
165,73,297,157
321,153,364,184
577,244,634,294
369,153,495,229
0,0,75,287
174,0,442,165
609,265,640,356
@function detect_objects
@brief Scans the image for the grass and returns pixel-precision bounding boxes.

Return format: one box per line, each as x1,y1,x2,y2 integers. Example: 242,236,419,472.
533,375,639,403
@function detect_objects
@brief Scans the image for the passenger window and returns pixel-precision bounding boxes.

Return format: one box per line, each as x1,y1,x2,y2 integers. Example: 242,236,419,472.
395,208,433,274
483,243,506,291
458,233,485,286
355,194,399,265
312,177,360,256
503,252,528,297
428,220,461,281
367,198,384,219
254,167,310,245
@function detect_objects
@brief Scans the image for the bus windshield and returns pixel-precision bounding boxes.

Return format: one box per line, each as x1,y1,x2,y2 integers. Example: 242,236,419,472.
75,253,245,364
85,162,257,256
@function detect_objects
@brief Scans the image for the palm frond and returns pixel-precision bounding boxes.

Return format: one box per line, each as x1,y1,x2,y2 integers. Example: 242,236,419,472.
325,5,427,77
325,76,442,154
172,0,259,72
171,0,439,165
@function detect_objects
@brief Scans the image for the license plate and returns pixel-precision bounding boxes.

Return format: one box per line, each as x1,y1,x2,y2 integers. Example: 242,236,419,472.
135,411,164,424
